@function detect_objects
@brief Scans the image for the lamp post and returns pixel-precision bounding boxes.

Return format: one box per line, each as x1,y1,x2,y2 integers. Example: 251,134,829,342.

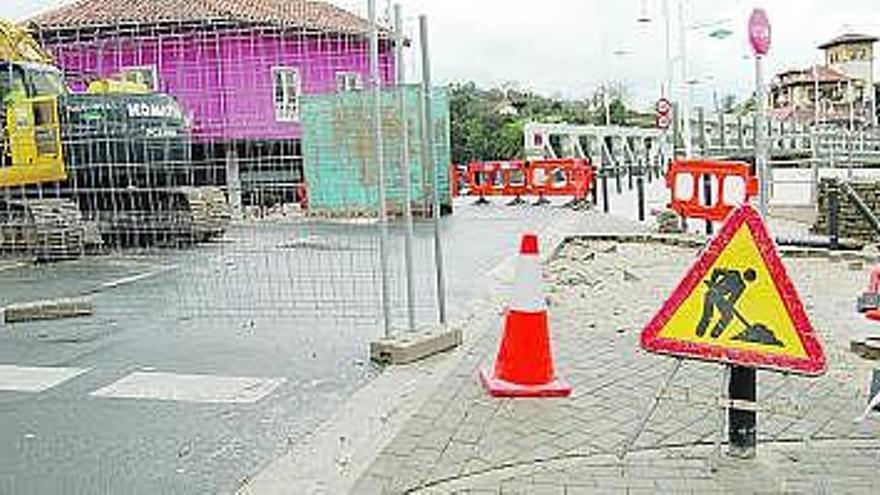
640,0,730,159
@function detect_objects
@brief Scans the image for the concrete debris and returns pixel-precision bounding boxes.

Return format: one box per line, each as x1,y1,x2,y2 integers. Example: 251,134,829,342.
2,297,94,324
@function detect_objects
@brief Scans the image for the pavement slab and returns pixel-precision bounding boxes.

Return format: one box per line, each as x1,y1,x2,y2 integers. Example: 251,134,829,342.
354,230,880,493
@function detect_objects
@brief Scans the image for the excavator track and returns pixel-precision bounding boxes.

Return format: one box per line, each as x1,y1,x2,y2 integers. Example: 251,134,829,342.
0,198,102,261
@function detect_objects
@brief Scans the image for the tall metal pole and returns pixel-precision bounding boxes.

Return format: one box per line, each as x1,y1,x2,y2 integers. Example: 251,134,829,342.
813,64,820,127
395,4,416,332
679,0,693,158
755,54,769,217
663,0,672,100
419,15,447,325
604,85,611,126
663,0,674,162
369,0,392,337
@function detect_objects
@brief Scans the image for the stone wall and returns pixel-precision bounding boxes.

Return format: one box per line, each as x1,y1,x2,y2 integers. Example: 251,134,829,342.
813,178,880,241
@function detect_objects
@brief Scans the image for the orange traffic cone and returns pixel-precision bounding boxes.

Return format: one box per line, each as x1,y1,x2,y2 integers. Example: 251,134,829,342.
480,233,571,397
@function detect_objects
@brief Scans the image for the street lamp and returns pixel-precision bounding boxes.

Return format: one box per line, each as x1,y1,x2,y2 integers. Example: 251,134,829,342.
604,49,632,125
640,1,732,158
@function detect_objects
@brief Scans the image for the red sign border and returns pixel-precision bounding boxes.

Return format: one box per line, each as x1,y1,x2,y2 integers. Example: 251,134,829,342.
640,204,826,375
656,113,671,130
656,97,672,116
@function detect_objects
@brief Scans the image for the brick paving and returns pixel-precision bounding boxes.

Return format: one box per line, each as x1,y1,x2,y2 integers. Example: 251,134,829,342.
354,229,880,493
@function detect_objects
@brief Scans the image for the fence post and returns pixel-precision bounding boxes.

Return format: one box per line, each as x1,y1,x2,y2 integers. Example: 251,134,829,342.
394,4,416,332
419,14,447,325
369,0,392,337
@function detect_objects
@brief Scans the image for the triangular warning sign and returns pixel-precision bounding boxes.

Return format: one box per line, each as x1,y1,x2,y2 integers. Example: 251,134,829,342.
641,204,826,375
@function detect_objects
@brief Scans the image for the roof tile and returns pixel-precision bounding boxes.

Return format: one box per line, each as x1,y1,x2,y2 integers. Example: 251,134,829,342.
27,0,370,34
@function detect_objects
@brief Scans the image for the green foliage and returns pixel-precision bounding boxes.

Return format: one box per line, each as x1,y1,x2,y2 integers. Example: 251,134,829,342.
448,81,649,164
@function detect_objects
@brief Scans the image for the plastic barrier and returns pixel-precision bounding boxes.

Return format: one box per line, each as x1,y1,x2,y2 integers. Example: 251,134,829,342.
858,266,880,313
667,159,758,222
456,158,593,203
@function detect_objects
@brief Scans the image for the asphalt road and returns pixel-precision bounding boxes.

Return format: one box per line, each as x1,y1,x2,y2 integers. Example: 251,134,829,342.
0,198,598,494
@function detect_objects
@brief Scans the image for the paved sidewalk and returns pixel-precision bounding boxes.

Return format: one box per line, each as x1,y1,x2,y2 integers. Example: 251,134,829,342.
238,207,645,494
354,230,880,493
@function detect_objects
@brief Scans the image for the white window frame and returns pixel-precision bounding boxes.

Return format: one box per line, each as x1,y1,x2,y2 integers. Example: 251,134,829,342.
272,66,301,122
120,65,159,91
335,71,363,92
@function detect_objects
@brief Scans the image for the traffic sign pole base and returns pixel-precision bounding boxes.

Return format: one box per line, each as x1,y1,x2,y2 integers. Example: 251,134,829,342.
479,367,571,398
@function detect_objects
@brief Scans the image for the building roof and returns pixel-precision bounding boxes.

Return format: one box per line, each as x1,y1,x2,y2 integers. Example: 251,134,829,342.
818,33,879,50
774,64,851,87
27,0,371,35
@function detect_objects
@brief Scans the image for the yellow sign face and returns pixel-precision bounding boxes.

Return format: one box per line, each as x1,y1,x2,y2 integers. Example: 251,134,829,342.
641,204,826,375
658,225,805,357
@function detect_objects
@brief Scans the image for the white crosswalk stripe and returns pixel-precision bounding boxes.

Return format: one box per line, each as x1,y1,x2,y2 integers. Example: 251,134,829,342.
90,371,286,404
0,365,90,392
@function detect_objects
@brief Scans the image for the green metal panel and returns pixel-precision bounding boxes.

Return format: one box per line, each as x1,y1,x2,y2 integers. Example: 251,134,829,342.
301,85,450,215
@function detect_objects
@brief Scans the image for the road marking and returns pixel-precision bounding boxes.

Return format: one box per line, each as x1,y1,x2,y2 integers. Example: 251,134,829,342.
90,371,285,404
0,365,90,392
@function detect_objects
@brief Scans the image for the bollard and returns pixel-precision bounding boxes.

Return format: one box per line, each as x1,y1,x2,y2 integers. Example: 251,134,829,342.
628,165,633,191
703,174,714,235
602,174,610,213
637,175,645,222
591,173,598,206
871,369,880,413
828,184,840,250
728,365,756,459
856,369,880,422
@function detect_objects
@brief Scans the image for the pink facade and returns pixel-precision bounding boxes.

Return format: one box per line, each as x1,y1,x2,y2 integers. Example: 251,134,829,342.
45,28,396,141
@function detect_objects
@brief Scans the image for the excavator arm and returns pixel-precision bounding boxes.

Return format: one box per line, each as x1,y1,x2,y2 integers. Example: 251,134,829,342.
1,19,66,187
0,19,53,65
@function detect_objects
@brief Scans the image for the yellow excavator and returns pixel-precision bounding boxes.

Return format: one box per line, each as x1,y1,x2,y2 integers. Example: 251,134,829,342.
1,20,229,259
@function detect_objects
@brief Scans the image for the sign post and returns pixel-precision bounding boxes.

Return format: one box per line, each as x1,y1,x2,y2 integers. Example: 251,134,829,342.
727,7,772,459
749,8,771,217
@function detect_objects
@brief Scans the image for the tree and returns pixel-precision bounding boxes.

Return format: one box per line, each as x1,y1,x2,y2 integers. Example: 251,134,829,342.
448,81,641,164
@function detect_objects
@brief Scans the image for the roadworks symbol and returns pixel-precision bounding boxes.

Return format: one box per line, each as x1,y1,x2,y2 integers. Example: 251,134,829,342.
640,204,826,375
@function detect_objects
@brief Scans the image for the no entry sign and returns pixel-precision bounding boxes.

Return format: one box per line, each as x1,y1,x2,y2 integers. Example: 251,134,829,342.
748,8,771,56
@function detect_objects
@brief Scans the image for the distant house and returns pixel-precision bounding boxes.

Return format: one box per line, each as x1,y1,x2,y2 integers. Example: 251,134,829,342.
28,0,397,208
770,33,877,127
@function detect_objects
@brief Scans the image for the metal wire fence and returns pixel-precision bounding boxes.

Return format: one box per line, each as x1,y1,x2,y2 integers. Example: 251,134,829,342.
1,2,449,330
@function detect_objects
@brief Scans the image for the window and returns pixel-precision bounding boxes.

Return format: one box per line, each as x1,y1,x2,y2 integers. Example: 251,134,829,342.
336,71,362,92
273,67,301,122
120,66,158,91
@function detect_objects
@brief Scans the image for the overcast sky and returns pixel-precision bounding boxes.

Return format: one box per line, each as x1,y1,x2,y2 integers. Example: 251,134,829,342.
5,0,879,110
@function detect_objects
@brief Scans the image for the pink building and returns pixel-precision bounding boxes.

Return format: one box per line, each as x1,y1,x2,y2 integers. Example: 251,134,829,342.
28,0,397,206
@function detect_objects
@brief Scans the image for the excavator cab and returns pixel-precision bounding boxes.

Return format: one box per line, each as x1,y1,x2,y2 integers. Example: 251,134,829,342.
0,60,66,187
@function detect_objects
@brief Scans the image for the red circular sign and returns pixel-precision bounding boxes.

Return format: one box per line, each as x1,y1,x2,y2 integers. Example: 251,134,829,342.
656,97,672,116
748,8,771,56
656,114,671,130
